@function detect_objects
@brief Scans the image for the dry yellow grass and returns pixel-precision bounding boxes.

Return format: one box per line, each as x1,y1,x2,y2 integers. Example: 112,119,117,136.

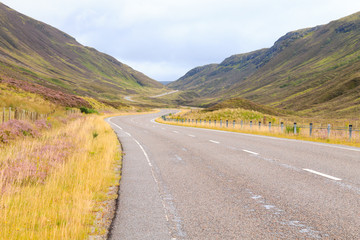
0,115,121,239
0,83,56,114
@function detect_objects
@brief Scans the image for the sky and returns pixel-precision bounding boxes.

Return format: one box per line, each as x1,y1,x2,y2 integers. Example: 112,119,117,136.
2,0,360,82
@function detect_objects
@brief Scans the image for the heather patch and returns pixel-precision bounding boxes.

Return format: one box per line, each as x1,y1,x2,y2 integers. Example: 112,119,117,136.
2,77,92,108
0,115,121,239
0,119,51,143
2,139,75,187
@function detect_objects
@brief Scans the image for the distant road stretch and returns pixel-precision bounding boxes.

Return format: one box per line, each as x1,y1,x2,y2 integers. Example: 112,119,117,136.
150,90,179,98
123,96,135,102
107,110,360,240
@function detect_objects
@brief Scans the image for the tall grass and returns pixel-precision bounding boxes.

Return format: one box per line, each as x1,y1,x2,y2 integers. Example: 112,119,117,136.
0,115,121,239
160,112,360,147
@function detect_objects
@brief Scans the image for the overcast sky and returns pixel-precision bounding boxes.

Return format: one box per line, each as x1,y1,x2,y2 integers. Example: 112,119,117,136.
2,0,360,82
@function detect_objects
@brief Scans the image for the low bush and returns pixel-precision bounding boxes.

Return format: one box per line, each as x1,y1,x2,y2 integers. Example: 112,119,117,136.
79,107,98,114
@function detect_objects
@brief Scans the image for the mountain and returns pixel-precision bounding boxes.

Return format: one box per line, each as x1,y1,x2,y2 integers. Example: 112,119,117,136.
169,12,360,117
0,3,164,106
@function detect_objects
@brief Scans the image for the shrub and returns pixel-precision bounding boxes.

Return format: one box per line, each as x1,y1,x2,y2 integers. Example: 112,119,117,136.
285,125,301,134
79,107,98,114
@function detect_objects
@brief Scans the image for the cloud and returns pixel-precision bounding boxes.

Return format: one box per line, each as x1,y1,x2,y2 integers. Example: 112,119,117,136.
3,0,360,81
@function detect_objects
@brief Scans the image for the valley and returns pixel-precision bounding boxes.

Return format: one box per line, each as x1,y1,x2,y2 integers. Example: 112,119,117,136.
0,2,360,240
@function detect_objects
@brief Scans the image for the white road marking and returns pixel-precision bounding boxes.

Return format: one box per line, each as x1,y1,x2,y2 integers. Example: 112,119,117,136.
156,119,360,152
209,140,220,144
173,131,179,134
107,120,123,130
303,169,342,181
108,115,187,237
175,155,182,161
243,149,259,155
125,132,131,137
188,134,196,138
133,139,152,167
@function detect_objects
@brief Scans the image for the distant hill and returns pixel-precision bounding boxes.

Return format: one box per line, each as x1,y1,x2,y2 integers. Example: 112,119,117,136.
205,97,288,116
169,12,360,118
0,3,164,106
159,81,173,85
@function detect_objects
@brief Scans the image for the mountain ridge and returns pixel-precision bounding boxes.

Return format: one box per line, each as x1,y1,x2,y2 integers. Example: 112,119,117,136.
0,3,164,106
169,11,360,118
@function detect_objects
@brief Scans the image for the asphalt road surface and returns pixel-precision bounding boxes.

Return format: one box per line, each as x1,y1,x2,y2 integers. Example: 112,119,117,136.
107,110,360,240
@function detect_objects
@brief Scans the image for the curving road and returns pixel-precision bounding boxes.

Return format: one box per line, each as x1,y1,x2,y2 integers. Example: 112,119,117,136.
107,110,360,240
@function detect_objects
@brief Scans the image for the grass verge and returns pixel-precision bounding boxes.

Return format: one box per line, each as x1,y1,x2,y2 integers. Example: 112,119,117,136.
156,118,360,148
0,115,121,239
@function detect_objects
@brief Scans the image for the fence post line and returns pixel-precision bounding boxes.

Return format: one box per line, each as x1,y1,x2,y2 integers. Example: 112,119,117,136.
349,125,353,141
214,120,216,126
220,120,222,127
327,124,331,139
294,123,297,134
281,122,284,132
226,120,228,128
241,120,243,128
269,122,271,131
233,120,235,128
310,123,313,137
259,121,261,129
250,121,253,129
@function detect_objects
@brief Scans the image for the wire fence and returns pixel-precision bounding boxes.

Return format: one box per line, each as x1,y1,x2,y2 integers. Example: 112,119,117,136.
162,116,360,142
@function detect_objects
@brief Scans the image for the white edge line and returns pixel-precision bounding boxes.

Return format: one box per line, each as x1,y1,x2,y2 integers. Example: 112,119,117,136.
303,168,342,181
133,139,153,167
243,149,259,155
209,140,220,144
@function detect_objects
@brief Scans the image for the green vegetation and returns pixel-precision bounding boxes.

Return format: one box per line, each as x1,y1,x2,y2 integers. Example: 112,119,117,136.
0,3,165,107
169,12,360,119
79,107,98,114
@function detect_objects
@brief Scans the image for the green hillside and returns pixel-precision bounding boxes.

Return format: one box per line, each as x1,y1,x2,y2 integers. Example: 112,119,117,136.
0,3,165,105
169,12,360,118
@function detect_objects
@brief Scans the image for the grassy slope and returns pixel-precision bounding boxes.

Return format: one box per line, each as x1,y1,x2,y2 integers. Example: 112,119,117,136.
169,12,360,118
0,3,165,103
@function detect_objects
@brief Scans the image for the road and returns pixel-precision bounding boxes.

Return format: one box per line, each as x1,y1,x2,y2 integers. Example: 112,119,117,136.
107,110,360,239
151,90,179,98
124,96,135,102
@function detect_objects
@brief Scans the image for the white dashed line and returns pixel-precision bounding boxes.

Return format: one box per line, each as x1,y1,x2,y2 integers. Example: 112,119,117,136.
243,150,259,155
303,169,342,181
209,140,220,144
188,134,196,138
125,132,131,137
173,131,179,134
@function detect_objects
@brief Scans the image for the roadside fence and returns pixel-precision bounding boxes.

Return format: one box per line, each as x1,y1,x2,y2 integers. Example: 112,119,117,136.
161,116,360,142
1,107,49,124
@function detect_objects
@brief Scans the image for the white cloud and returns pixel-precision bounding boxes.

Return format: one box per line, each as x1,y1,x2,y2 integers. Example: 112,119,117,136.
2,0,360,81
